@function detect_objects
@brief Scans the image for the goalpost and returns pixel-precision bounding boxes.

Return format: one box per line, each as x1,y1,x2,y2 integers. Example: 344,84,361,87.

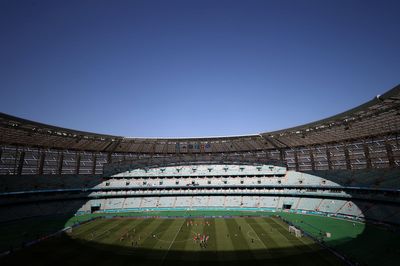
288,225,303,237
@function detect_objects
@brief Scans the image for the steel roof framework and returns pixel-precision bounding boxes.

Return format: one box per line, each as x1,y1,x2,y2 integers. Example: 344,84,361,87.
0,85,399,175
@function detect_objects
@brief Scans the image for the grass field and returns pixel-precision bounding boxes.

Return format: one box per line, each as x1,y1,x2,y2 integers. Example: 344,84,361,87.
279,213,400,265
2,211,399,265
1,216,344,266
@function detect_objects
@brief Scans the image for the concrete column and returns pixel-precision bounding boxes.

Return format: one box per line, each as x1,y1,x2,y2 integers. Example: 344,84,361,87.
17,150,25,175
343,145,351,170
38,151,45,175
92,153,97,175
279,149,286,167
107,152,112,164
363,142,372,169
326,147,332,170
385,141,395,168
309,147,315,171
294,149,299,171
75,152,81,175
57,152,64,175
13,147,18,175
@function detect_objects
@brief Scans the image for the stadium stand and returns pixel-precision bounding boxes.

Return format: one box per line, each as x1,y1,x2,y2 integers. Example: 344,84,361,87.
0,84,399,263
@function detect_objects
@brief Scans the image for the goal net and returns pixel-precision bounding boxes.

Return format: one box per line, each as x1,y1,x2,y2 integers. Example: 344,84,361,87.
288,225,303,237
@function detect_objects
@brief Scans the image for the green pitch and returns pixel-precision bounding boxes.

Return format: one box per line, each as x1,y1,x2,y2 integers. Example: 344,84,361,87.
2,216,343,266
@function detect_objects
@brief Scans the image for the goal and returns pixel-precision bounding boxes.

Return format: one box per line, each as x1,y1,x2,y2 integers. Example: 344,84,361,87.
288,225,303,237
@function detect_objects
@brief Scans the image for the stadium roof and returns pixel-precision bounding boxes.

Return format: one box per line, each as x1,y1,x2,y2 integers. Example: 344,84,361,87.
1,84,399,153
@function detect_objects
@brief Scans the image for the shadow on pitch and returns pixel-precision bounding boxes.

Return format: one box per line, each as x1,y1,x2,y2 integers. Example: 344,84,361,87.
2,215,400,266
1,230,344,266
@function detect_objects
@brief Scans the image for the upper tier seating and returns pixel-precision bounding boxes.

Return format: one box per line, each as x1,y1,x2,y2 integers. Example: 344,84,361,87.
306,168,400,189
0,175,102,192
1,168,398,194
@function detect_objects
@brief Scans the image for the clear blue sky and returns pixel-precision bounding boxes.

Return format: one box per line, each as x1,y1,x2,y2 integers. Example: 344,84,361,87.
0,0,399,138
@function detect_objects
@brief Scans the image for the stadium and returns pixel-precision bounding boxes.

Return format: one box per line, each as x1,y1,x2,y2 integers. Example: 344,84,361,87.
0,84,399,266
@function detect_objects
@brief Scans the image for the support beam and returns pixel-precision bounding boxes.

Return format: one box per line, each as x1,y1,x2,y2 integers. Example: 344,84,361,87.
75,152,81,175
13,147,18,175
261,135,280,149
343,145,352,170
363,142,372,169
326,147,332,170
279,149,287,166
92,153,97,175
262,150,269,164
107,152,112,164
38,151,45,175
17,150,25,175
57,152,64,175
309,147,315,171
385,140,395,168
294,149,299,171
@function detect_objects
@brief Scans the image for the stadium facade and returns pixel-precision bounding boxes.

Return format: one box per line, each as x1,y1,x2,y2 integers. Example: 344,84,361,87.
0,84,399,227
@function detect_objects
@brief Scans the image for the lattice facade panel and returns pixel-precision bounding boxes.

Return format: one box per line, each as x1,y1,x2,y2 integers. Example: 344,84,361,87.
297,147,312,171
0,146,17,174
111,153,126,163
329,145,346,170
95,153,108,175
0,136,399,175
79,152,94,175
368,139,389,168
313,146,329,170
347,142,367,170
61,150,78,174
22,148,40,174
390,138,400,167
284,149,296,170
266,150,281,162
43,149,60,174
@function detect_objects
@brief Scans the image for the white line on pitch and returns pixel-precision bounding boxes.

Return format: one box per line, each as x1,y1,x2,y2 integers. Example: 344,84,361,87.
160,219,185,265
